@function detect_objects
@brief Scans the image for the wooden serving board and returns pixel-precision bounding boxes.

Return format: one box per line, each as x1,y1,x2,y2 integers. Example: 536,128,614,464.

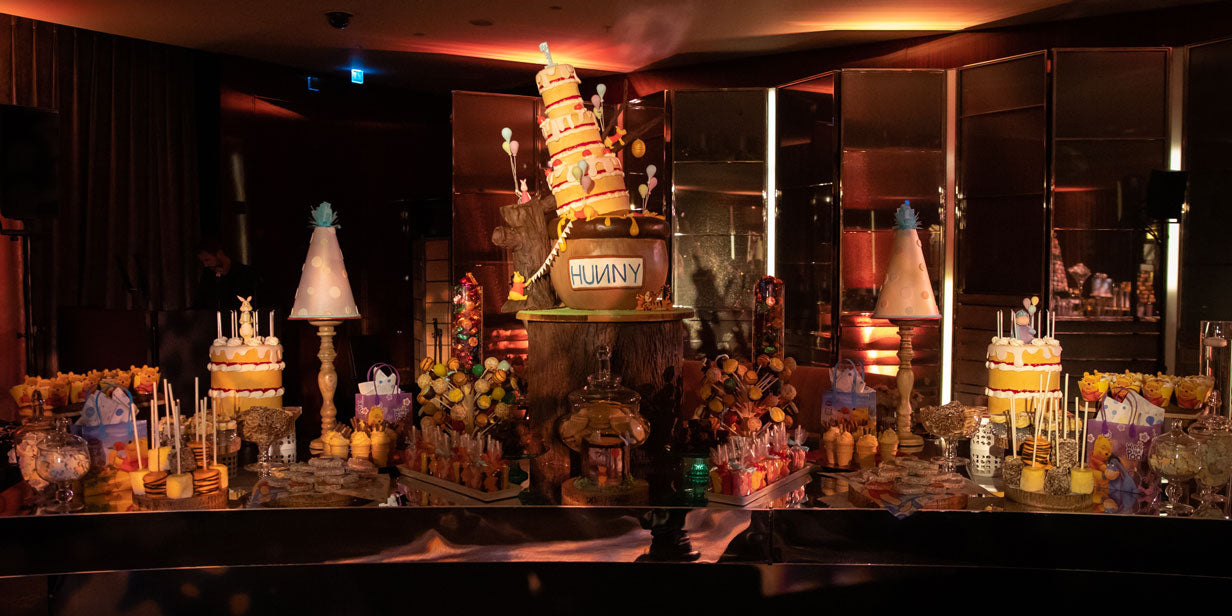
706,465,815,507
1004,485,1092,510
134,491,227,511
396,466,522,502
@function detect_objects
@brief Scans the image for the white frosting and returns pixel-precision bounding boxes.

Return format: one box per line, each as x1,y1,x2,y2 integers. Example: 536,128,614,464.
210,344,283,362
554,187,631,215
245,336,264,347
208,362,286,373
985,361,1062,373
986,336,1062,367
226,337,243,347
535,64,580,93
540,110,599,145
985,388,1063,400
263,336,280,346
213,337,228,346
208,387,284,399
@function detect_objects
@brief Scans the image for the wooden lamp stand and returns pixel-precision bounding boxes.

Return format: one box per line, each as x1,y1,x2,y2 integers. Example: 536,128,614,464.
310,320,341,442
892,319,926,452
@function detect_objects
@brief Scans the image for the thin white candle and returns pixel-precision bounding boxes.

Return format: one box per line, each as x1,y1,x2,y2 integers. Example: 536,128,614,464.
216,312,222,339
194,377,200,440
254,310,259,338
269,310,274,338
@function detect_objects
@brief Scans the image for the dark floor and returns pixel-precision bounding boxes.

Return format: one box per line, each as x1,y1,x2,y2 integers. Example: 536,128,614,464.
0,562,1223,615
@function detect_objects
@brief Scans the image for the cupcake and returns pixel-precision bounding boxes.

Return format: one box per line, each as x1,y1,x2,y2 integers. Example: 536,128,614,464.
350,431,371,461
835,431,855,468
856,433,878,469
822,426,839,467
878,429,899,460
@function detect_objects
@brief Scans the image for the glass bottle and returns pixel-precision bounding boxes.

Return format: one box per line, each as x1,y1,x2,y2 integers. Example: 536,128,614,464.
560,346,649,489
34,417,90,514
1148,419,1202,517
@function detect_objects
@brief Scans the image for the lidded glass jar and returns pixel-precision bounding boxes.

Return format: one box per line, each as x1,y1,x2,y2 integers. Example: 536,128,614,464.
1148,418,1202,517
560,346,649,489
1189,413,1232,519
34,417,90,513
16,391,55,490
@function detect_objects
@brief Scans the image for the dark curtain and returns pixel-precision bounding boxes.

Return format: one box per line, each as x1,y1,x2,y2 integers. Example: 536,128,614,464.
0,15,201,373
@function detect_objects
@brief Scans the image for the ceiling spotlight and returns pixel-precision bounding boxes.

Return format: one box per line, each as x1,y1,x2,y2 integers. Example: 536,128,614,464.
468,18,494,26
326,11,353,30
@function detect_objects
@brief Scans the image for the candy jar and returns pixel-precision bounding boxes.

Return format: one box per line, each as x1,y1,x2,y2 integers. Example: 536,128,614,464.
753,276,785,361
1188,413,1232,519
1148,419,1203,516
451,273,483,371
34,417,90,514
559,346,649,490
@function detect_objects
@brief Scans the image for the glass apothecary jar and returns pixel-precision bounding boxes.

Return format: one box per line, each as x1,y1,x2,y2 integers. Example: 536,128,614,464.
1148,419,1202,517
559,346,649,489
34,417,91,514
1189,414,1232,519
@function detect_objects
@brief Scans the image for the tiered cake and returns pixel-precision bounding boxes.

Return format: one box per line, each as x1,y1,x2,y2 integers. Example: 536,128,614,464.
209,299,283,417
536,62,629,218
985,330,1061,421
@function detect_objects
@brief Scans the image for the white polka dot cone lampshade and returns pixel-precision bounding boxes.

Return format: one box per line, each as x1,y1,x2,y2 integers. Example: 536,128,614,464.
289,224,361,320
872,203,940,320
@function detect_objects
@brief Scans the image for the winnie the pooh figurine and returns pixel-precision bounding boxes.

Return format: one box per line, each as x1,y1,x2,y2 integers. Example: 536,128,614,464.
507,272,528,301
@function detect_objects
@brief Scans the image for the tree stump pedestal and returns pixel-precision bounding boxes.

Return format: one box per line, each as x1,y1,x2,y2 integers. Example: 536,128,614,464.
517,308,693,504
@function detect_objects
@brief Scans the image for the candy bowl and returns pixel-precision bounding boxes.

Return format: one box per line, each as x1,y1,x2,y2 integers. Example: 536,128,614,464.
34,417,90,514
238,406,301,479
919,402,982,473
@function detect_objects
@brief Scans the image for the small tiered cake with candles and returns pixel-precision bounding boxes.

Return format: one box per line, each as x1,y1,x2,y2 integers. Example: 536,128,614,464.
209,297,284,417
985,297,1062,424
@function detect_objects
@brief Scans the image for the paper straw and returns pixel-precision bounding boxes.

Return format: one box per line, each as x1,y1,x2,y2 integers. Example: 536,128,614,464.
151,380,160,467
173,399,182,475
1033,403,1042,466
1010,396,1018,455
212,398,218,466
130,402,143,470
1081,400,1089,468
